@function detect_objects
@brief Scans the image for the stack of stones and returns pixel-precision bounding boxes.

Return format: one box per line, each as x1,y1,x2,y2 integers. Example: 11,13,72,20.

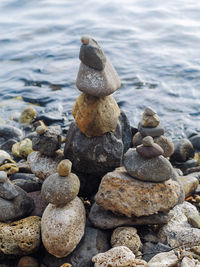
90,136,184,227
64,36,132,195
133,107,174,158
41,159,86,258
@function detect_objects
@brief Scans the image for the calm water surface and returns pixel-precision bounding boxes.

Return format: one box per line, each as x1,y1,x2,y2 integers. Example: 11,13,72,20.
0,0,200,138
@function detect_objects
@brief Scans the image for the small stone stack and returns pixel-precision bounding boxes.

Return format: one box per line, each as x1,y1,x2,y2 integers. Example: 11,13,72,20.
92,137,184,222
41,159,86,258
64,36,132,191
133,107,174,158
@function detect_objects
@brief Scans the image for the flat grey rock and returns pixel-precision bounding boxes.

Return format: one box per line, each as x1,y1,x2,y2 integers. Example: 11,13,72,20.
138,123,164,137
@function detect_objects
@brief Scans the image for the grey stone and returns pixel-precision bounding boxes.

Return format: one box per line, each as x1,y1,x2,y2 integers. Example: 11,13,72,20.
41,172,80,205
11,173,43,193
189,134,200,151
32,126,61,156
0,186,34,222
0,125,23,142
0,178,19,200
79,36,106,71
142,242,171,262
43,226,110,267
170,138,194,162
76,60,121,97
64,111,132,176
0,139,17,152
89,202,171,230
138,123,164,137
123,148,177,182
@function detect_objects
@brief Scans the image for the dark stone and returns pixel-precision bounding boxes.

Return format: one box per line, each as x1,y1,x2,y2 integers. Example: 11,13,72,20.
189,134,200,151
136,143,164,158
0,125,23,142
43,226,110,267
0,180,19,200
0,139,17,152
79,37,106,71
32,127,61,156
64,111,132,176
11,173,43,193
0,186,35,222
138,123,164,137
142,242,171,262
28,191,47,217
170,138,194,162
173,159,198,173
89,203,171,230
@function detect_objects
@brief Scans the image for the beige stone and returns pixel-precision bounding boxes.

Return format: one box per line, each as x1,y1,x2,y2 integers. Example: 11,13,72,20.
19,106,37,125
12,138,33,158
132,132,143,147
148,250,179,267
0,150,15,165
95,167,181,217
57,159,72,177
0,216,41,255
72,93,120,137
41,197,86,258
141,114,160,128
179,175,199,198
36,125,47,135
111,227,141,254
92,246,147,267
0,163,19,175
154,135,174,158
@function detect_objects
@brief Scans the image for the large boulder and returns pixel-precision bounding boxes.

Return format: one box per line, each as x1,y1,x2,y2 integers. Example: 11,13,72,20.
72,93,120,137
41,197,86,258
95,167,182,217
64,111,132,176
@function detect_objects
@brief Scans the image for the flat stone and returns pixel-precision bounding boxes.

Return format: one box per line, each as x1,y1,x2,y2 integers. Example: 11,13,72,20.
89,202,171,230
154,135,174,158
0,216,41,255
179,175,199,198
28,151,64,180
170,138,194,163
41,173,80,205
11,173,43,193
92,246,148,267
111,227,141,254
79,36,106,71
138,123,164,137
0,177,19,200
123,148,177,182
19,106,37,125
12,138,33,158
0,125,23,142
72,93,120,137
148,250,179,267
95,167,181,217
32,127,61,157
141,114,160,128
0,185,35,222
76,60,121,97
41,197,86,258
158,201,200,247
136,143,164,158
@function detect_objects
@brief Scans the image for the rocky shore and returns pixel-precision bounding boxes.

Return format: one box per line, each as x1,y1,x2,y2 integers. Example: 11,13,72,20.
0,36,200,267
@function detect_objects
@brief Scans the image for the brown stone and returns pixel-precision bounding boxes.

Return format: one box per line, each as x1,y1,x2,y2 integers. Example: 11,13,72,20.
95,167,181,217
72,93,120,137
154,135,174,158
17,256,38,267
141,114,160,128
136,143,164,158
179,175,199,198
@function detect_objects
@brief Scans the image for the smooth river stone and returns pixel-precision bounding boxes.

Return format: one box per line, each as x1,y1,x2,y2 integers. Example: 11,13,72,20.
41,197,86,258
76,60,121,97
95,167,181,217
170,138,194,162
154,135,174,158
123,148,177,182
138,123,164,137
136,143,164,158
72,93,120,137
141,114,160,128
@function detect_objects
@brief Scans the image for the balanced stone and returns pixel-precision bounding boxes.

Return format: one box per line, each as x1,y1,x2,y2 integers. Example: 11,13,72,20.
72,93,120,137
138,123,164,137
123,148,177,182
76,60,121,97
0,216,41,255
32,126,61,157
79,36,106,71
142,136,154,146
136,137,164,158
95,167,181,217
144,107,156,116
41,172,80,205
57,159,72,177
141,113,160,128
41,197,86,258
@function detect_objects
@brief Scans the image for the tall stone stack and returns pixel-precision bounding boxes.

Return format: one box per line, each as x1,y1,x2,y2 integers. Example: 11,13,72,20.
64,36,132,193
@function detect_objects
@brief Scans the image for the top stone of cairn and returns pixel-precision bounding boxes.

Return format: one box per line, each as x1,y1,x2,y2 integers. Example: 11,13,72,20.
76,35,121,97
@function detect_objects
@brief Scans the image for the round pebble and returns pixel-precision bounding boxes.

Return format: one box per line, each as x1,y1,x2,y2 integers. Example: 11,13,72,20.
36,125,47,135
142,136,154,146
0,171,7,183
81,35,90,45
57,159,72,177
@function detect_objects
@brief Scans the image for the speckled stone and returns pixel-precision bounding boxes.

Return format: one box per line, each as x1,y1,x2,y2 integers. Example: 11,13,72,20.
57,159,72,177
136,143,164,158
154,135,174,158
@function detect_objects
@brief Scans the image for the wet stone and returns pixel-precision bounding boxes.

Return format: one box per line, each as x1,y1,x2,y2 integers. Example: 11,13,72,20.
0,125,23,142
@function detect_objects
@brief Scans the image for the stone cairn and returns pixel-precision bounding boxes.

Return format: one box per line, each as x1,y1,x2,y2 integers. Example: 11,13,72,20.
133,107,174,158
41,159,86,258
90,136,185,227
64,36,132,195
